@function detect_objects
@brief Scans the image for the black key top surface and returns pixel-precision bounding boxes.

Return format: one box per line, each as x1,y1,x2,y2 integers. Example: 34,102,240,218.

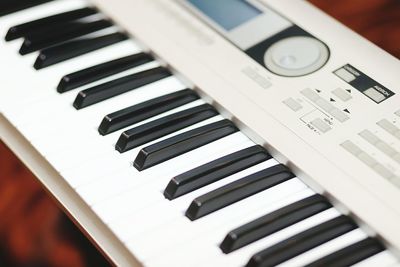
34,32,128,70
220,194,332,253
58,53,154,93
164,145,271,200
186,164,294,220
246,215,358,267
134,119,238,171
73,66,171,109
99,89,199,135
5,7,98,41
305,238,384,267
20,19,113,55
116,104,217,152
0,0,54,17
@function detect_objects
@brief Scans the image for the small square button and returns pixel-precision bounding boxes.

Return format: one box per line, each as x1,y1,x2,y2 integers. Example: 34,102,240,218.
330,108,349,123
332,88,352,102
364,88,386,103
283,98,302,111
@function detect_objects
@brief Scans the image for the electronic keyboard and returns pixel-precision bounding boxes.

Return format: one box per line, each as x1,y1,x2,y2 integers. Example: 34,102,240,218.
1,0,400,266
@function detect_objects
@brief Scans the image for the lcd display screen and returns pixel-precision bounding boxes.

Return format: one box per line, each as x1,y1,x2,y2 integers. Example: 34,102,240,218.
187,0,262,31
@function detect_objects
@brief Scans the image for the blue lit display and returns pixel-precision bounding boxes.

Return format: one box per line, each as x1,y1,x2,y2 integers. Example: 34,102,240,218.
188,0,262,31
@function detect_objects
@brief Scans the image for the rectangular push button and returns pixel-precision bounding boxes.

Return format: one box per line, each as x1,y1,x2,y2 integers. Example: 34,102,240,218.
283,98,302,111
341,141,362,156
364,88,386,103
377,120,400,141
334,68,356,83
330,108,349,122
332,88,352,102
310,118,331,133
301,88,319,102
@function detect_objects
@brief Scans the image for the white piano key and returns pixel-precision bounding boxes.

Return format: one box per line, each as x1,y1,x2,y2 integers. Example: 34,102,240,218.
352,251,399,267
31,74,181,128
77,139,257,206
25,87,201,148
144,208,340,267
124,188,315,261
213,190,316,242
91,132,251,223
0,0,99,105
11,59,162,127
59,115,226,188
3,4,394,267
17,76,189,157
277,229,367,267
127,180,309,261
1,39,145,115
109,158,280,242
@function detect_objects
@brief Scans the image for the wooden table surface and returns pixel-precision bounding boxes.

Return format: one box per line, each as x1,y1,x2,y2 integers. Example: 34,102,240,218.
0,1,399,266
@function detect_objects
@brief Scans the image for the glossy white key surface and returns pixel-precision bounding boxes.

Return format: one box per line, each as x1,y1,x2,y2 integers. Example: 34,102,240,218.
145,208,341,267
1,1,399,266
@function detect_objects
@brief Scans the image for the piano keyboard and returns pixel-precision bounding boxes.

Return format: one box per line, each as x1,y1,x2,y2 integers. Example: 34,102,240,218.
1,0,399,266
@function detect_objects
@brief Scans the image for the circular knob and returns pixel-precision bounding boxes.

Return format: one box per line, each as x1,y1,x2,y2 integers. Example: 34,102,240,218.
264,36,329,77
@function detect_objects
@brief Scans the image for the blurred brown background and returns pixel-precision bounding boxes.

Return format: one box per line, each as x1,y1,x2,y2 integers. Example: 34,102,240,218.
1,1,399,266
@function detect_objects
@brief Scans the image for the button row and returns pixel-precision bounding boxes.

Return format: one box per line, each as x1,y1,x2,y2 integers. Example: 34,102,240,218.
341,140,397,180
359,130,400,165
301,88,349,123
377,119,400,141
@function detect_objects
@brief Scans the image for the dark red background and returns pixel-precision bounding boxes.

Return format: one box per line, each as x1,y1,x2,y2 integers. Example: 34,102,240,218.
1,1,399,266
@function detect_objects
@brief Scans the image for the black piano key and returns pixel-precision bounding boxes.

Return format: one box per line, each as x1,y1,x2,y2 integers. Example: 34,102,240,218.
58,53,154,93
115,104,217,152
19,19,113,55
220,194,332,253
73,66,171,109
246,215,358,267
164,145,271,200
305,238,385,267
0,0,54,17
134,119,238,171
34,32,128,70
5,7,98,41
186,164,294,221
100,89,200,136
